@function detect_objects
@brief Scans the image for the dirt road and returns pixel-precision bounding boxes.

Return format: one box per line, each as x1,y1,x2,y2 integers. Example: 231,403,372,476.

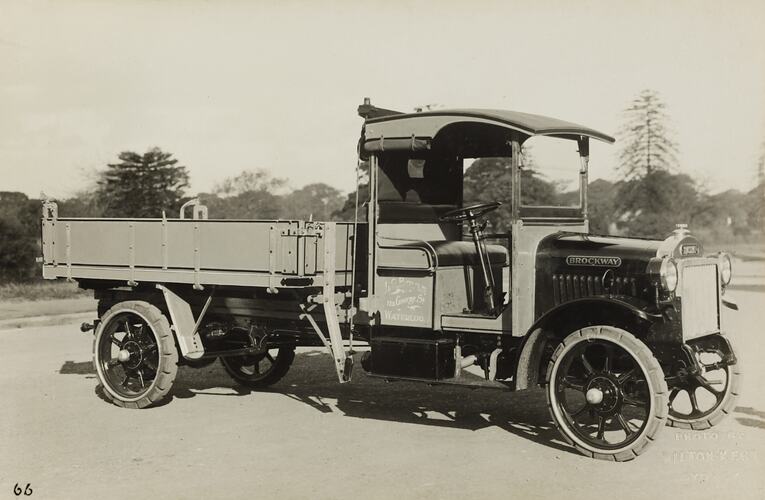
1,290,763,500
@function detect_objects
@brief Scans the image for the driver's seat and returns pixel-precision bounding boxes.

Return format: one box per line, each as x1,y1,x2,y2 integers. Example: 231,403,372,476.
404,239,508,268
376,200,508,269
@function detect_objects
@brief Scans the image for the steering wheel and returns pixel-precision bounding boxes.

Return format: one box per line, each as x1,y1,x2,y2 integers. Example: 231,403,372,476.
439,202,501,223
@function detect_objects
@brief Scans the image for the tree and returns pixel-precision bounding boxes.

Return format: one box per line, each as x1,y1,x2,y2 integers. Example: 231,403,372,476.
282,183,344,221
463,157,515,231
587,179,618,234
58,189,106,218
198,169,288,219
693,189,751,241
0,191,39,237
97,147,189,218
615,171,699,239
0,217,37,282
199,190,284,219
618,89,679,178
0,192,40,282
463,150,559,232
333,160,370,221
212,169,287,197
615,90,693,238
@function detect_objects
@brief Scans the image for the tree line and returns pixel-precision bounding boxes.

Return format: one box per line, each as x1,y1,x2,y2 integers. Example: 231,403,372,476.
0,149,346,282
1,89,763,282
337,90,764,241
461,90,764,240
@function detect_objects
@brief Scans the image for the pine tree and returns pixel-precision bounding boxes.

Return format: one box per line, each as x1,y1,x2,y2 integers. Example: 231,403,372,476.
615,90,696,238
98,147,190,217
618,89,679,178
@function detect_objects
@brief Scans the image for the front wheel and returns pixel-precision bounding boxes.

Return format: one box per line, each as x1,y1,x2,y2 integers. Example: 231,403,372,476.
667,335,741,430
545,326,668,461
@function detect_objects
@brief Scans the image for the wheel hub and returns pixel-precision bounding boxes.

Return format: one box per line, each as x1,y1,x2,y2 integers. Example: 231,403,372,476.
121,340,143,370
586,376,621,414
586,387,604,405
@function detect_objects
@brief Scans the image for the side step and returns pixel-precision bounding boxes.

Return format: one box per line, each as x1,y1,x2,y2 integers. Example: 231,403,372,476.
300,222,352,383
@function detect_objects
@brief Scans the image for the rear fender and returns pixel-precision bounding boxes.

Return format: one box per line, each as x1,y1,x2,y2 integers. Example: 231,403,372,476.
156,284,207,360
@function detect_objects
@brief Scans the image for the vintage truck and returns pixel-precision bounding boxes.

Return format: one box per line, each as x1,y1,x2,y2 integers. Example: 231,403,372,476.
40,100,740,461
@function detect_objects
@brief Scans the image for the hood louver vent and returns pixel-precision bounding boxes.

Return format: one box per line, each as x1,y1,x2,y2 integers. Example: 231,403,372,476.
552,274,638,305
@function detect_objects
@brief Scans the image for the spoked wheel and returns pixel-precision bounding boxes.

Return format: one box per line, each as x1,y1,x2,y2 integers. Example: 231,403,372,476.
667,335,741,430
93,301,178,409
546,326,668,461
220,346,295,388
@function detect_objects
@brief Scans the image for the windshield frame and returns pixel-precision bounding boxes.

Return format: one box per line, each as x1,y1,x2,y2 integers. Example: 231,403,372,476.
514,135,590,221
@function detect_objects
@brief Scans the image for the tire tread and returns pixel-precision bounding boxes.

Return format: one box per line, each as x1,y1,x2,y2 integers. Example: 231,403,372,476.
545,325,668,462
93,300,179,409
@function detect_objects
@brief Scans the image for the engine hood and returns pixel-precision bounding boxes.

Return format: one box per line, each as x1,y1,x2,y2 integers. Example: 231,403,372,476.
537,229,705,273
534,230,705,317
537,233,662,275
533,233,664,318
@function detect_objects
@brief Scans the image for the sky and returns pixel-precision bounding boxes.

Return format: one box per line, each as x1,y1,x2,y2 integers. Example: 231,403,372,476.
1,0,764,200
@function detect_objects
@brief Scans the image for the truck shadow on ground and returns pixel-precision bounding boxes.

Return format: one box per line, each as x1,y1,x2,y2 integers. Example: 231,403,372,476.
170,350,575,455
734,407,765,430
61,350,765,454
59,360,96,376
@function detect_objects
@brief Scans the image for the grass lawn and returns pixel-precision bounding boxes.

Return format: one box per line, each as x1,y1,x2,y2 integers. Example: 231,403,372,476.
705,240,765,261
0,280,91,302
0,281,96,322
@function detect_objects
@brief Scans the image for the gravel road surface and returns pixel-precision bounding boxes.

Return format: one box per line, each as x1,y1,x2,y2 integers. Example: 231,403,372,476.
1,289,763,500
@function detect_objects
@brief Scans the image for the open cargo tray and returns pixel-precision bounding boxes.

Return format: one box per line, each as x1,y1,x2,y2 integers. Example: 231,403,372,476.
41,211,360,291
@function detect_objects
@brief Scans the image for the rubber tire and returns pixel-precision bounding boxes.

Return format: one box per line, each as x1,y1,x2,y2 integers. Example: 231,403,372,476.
220,347,296,389
545,326,669,462
93,301,179,409
667,341,741,430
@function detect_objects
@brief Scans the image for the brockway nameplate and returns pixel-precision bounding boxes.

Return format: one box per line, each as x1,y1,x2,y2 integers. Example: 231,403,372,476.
566,255,622,267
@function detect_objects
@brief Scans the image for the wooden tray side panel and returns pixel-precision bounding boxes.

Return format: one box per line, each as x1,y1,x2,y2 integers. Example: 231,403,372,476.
194,221,273,272
43,218,360,289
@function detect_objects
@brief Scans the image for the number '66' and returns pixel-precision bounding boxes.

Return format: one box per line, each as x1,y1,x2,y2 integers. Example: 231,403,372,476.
13,483,33,496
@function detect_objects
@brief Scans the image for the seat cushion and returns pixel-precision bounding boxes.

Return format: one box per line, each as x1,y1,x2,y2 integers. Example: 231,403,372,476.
415,240,508,267
378,202,459,223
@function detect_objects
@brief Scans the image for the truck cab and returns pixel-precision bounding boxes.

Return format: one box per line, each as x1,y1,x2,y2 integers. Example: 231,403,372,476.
356,103,610,351
354,102,739,460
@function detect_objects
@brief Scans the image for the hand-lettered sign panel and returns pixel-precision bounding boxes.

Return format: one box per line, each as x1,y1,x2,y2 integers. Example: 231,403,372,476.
378,276,433,328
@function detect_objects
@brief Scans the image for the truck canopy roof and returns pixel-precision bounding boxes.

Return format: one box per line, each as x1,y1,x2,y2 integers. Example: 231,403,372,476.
360,108,615,155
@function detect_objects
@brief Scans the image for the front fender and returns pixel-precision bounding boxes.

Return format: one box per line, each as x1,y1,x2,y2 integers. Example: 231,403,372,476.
529,295,661,334
513,296,661,391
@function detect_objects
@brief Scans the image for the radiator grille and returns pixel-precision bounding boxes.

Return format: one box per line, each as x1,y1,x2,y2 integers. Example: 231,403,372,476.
680,263,720,339
552,274,637,305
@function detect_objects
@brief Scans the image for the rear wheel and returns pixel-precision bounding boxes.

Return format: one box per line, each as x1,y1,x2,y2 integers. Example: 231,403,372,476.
93,301,179,409
220,346,295,388
546,326,668,461
667,335,741,430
